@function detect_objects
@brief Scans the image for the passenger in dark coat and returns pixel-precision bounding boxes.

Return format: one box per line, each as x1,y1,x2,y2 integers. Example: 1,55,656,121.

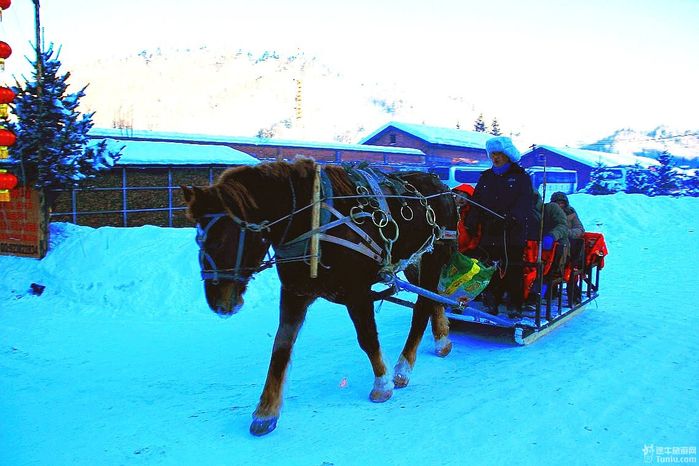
464,136,533,313
551,191,585,266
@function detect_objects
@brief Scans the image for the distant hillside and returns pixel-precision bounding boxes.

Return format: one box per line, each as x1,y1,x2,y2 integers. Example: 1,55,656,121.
72,47,483,144
582,127,699,167
70,47,698,162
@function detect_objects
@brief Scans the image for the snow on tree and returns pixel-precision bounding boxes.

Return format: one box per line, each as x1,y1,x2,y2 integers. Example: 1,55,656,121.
648,150,681,196
624,162,651,194
7,44,123,203
582,161,621,195
473,113,487,132
490,117,501,136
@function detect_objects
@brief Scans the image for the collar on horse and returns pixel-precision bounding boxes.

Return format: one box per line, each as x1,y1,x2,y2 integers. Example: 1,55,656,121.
195,163,456,283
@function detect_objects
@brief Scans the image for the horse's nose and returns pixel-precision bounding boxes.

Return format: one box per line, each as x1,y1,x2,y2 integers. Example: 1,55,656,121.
214,305,234,319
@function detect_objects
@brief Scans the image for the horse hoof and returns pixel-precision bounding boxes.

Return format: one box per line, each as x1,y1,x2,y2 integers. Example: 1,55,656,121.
393,373,410,389
435,338,452,358
369,388,393,403
250,417,278,436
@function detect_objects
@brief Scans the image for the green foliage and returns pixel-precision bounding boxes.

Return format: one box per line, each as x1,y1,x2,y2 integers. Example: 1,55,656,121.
583,162,620,195
7,44,122,192
473,113,487,132
490,117,501,136
624,162,650,194
648,151,681,196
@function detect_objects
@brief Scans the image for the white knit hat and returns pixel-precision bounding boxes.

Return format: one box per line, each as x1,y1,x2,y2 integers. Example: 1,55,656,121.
485,136,521,163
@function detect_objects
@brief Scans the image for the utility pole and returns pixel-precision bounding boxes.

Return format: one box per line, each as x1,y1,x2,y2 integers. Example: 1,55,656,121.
33,0,42,93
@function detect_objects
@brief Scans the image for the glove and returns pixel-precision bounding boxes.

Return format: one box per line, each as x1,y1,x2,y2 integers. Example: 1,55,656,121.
542,235,555,251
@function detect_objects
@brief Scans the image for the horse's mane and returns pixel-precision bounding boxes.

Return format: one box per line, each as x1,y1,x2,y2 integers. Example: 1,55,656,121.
212,158,356,218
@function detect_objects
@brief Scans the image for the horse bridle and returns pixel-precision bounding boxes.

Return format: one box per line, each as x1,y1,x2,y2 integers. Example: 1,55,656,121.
196,213,272,284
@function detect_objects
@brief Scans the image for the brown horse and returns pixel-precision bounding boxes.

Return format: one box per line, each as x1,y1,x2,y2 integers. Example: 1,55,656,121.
181,157,457,436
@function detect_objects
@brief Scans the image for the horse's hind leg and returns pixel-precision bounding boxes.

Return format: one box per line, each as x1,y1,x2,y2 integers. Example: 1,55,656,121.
404,263,452,359
250,289,313,436
393,296,432,388
430,306,452,357
394,245,453,388
346,293,393,403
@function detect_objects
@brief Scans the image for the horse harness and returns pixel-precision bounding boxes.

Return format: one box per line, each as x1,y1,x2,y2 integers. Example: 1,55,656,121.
195,164,456,283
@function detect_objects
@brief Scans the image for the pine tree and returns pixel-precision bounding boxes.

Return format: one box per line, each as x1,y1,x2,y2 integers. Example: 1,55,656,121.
490,117,501,136
8,44,122,200
473,113,487,132
648,151,680,196
583,162,619,195
624,162,650,194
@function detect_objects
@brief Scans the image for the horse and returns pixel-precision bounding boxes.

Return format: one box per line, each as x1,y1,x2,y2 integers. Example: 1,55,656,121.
181,157,457,436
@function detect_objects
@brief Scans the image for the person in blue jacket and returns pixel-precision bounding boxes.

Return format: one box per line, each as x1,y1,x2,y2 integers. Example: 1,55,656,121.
465,136,533,314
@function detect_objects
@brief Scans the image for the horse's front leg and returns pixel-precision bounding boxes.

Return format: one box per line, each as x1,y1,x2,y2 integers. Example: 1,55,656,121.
395,245,453,388
250,289,314,436
346,294,393,403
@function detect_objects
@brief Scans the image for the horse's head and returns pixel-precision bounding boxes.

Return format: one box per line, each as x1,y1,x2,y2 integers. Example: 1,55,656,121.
181,184,271,317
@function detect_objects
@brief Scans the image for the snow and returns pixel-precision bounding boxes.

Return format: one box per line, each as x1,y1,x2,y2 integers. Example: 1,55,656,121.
89,128,426,156
531,145,660,168
1,194,698,465
359,121,495,149
90,138,260,166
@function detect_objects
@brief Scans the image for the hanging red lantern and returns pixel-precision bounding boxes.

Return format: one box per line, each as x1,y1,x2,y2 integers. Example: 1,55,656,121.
0,41,11,70
0,127,16,146
0,170,17,190
0,86,13,103
0,169,17,202
0,0,10,21
0,87,13,119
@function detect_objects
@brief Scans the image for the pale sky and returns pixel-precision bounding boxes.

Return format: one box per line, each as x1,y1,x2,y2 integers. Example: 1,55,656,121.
1,0,698,146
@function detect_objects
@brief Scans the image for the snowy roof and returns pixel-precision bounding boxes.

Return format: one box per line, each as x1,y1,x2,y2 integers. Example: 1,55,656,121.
528,145,660,168
90,138,260,166
358,121,494,149
89,128,425,156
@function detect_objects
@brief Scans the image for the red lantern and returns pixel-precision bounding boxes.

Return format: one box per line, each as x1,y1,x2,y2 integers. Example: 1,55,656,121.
0,171,17,190
0,87,13,103
0,87,13,118
0,41,11,70
0,127,16,146
0,0,10,20
0,169,17,202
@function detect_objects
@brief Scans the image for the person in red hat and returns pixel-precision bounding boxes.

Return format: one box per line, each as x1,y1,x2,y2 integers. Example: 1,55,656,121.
452,183,481,254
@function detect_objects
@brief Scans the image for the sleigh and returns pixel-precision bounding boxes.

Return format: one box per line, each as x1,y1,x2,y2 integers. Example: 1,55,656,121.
372,232,607,345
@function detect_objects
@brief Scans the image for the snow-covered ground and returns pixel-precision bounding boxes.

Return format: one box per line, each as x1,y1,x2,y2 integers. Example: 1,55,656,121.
1,193,698,466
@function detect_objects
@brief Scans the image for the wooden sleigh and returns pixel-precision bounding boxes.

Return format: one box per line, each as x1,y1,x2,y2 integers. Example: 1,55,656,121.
372,232,608,345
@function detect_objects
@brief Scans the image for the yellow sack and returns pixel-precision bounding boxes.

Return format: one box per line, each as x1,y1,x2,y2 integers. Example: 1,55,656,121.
438,253,496,302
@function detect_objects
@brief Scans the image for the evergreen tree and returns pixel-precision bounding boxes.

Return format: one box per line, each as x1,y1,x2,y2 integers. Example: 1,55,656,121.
648,151,680,196
490,117,501,136
8,44,122,200
473,113,487,132
624,162,651,194
583,162,619,195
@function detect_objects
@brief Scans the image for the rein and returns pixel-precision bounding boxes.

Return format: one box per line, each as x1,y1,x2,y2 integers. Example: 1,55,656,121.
195,168,457,283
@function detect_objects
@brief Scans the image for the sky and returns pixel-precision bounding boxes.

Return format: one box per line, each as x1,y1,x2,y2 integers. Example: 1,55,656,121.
1,193,698,465
1,0,698,145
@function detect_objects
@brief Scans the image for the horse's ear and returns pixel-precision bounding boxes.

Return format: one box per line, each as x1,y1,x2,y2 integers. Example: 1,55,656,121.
181,185,195,203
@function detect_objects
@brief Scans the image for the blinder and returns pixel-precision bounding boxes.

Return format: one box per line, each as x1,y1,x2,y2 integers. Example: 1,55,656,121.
196,213,269,284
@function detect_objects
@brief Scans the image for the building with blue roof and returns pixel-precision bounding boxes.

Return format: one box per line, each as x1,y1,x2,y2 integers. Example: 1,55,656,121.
358,121,493,167
520,145,659,188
